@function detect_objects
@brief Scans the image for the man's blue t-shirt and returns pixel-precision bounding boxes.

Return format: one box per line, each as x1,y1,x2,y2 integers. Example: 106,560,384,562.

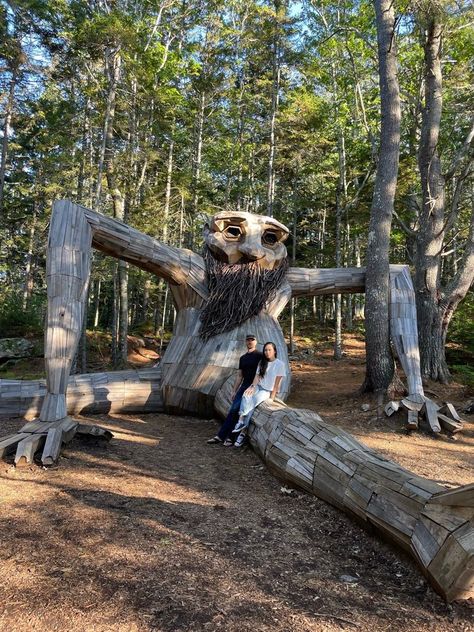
239,351,264,387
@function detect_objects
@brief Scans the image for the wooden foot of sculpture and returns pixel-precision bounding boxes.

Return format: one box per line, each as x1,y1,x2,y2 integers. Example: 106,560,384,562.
0,418,112,466
214,382,474,603
385,396,465,435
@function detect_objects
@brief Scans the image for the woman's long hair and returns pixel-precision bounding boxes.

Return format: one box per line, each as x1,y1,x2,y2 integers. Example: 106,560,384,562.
259,342,277,379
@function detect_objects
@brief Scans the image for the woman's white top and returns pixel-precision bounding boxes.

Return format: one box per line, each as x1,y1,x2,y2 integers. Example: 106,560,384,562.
258,358,286,391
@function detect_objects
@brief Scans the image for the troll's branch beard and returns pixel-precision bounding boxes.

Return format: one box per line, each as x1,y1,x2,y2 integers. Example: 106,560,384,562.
199,247,289,339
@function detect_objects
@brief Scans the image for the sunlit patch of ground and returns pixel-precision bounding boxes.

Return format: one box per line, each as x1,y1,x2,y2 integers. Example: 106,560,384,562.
0,334,473,631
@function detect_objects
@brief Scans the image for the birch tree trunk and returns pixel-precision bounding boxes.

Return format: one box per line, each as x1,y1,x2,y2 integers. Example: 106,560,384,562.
22,202,38,309
0,67,18,215
190,91,206,244
266,0,282,218
363,0,401,394
163,136,174,243
102,47,128,367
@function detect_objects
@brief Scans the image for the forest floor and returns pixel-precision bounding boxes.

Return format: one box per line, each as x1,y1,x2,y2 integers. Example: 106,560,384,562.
0,333,473,632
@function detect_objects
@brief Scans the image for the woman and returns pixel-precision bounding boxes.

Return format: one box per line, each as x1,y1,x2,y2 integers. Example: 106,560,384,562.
232,341,286,447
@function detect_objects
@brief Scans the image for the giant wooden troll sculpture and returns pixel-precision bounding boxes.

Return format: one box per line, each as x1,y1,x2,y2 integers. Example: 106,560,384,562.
0,200,473,603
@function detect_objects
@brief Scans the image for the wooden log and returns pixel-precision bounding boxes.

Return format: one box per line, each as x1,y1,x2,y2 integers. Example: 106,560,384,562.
212,382,474,603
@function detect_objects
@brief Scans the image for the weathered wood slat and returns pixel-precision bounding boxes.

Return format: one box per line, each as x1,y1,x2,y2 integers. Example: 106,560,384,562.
437,413,463,434
211,381,474,603
0,433,31,458
15,433,46,466
423,400,442,433
42,427,64,466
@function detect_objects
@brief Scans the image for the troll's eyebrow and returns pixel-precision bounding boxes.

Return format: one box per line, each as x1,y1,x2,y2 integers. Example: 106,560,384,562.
262,222,289,239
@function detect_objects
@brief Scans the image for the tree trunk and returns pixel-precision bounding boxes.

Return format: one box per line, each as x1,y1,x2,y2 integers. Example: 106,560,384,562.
414,18,449,382
266,0,282,217
22,203,38,309
363,0,401,393
93,278,101,329
163,136,174,243
102,47,128,367
0,67,17,215
289,208,297,353
190,91,205,245
77,97,91,203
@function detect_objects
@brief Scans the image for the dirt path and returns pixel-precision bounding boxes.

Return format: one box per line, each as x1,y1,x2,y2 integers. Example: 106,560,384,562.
0,346,473,631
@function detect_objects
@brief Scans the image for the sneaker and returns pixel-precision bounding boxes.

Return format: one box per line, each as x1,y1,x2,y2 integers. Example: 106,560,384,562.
207,436,222,444
234,432,246,448
232,419,246,434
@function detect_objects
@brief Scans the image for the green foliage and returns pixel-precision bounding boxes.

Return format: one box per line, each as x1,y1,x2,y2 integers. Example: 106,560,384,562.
0,293,46,337
447,292,474,354
450,365,474,389
0,0,472,369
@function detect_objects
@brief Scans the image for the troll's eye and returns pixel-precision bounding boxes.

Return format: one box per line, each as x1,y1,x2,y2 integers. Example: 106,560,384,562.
223,225,242,240
262,230,278,246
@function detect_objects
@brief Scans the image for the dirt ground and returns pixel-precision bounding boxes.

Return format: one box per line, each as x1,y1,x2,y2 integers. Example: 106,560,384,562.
0,338,473,632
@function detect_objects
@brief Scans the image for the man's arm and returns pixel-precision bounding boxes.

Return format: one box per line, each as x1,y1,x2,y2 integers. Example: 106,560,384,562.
287,264,424,397
287,267,366,297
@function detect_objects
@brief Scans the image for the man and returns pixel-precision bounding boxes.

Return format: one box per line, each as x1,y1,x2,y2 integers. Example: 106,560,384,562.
207,334,263,445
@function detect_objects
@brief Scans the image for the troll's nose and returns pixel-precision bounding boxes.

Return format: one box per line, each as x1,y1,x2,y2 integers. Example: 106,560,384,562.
238,237,265,261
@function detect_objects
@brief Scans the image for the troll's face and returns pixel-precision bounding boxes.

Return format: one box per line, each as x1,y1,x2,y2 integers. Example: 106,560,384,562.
204,211,289,270
199,211,290,338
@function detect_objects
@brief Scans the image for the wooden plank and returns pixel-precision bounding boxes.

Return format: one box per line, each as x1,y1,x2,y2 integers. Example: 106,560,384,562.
0,433,30,459
59,417,79,443
15,433,46,466
423,399,441,433
42,427,64,466
430,483,474,508
401,395,425,412
440,402,463,422
427,529,471,598
20,419,49,433
407,410,418,430
422,503,470,531
437,413,463,435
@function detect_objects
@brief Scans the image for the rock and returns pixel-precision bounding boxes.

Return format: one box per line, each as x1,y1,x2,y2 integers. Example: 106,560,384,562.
464,401,474,415
361,403,370,412
339,574,359,584
0,338,34,360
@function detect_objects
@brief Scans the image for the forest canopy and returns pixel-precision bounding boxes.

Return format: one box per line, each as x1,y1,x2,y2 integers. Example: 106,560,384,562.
0,0,472,380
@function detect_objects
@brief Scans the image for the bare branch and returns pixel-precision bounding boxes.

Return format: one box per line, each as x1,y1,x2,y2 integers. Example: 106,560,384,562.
445,117,474,181
442,161,473,236
393,209,417,237
442,201,474,304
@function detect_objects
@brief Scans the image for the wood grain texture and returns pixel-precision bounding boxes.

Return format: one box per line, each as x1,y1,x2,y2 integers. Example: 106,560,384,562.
3,201,471,602
213,382,473,603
